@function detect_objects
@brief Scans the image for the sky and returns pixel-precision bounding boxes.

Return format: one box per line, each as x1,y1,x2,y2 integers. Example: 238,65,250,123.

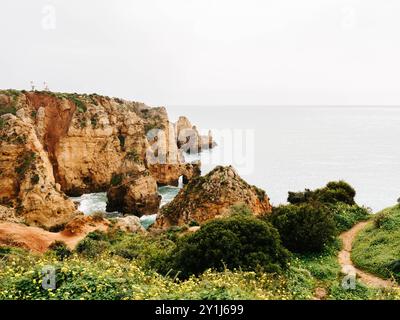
1,0,400,106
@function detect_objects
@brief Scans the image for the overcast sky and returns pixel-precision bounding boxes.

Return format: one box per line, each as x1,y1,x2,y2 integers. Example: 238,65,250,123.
1,0,400,106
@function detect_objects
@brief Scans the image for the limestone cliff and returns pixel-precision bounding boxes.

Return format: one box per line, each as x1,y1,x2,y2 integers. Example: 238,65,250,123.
0,114,77,228
153,166,272,229
106,172,161,216
142,108,202,186
175,116,216,153
0,89,205,226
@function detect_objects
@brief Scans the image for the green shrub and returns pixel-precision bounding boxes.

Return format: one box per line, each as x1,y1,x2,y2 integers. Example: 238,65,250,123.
111,233,174,268
229,203,253,216
15,152,36,179
0,105,17,116
374,211,392,229
71,96,87,113
48,241,72,260
126,150,141,163
86,230,109,241
352,205,400,281
118,135,126,149
0,247,12,257
324,181,356,204
331,203,370,233
30,174,40,185
75,233,110,258
161,215,290,278
48,223,66,233
90,116,98,127
288,181,356,206
269,203,336,253
79,118,87,128
0,118,5,129
188,220,199,227
111,173,123,186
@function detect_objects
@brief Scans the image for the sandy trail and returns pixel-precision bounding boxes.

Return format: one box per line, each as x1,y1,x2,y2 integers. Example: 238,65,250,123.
0,218,109,253
338,221,399,289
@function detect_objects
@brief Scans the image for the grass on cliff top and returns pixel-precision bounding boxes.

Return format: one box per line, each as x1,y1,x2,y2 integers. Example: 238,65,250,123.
352,205,400,281
0,89,20,116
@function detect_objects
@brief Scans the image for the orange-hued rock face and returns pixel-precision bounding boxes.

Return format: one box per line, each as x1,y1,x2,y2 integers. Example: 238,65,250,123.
153,165,272,229
0,90,212,227
175,116,216,153
106,173,161,216
0,114,78,228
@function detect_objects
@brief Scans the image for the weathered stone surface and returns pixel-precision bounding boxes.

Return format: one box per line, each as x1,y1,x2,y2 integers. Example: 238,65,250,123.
0,90,208,228
175,116,216,153
144,111,203,186
0,114,78,228
153,165,272,229
106,172,161,216
0,205,20,223
114,216,146,233
148,161,201,186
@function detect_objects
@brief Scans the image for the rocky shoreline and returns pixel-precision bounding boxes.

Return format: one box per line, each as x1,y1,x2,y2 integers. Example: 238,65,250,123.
0,90,277,253
0,90,215,229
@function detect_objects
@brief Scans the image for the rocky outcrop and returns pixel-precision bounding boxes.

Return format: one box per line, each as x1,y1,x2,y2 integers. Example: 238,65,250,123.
148,161,201,186
106,173,161,216
175,116,216,153
0,205,20,223
153,166,272,229
26,92,152,196
0,90,207,226
143,110,202,186
113,216,146,233
0,114,78,228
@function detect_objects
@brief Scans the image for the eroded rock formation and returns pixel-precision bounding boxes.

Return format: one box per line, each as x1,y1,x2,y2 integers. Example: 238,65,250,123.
144,110,202,186
148,161,201,186
113,216,146,234
106,173,161,216
0,90,209,227
0,114,78,228
153,165,272,229
175,116,216,153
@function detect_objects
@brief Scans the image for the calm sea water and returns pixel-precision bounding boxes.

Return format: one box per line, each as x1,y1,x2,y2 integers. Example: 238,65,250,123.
168,106,400,212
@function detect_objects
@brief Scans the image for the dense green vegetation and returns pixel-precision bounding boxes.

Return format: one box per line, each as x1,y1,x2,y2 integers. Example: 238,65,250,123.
0,226,396,300
288,181,356,206
269,203,336,253
159,215,290,278
0,180,395,300
353,205,400,281
330,203,370,233
266,181,370,253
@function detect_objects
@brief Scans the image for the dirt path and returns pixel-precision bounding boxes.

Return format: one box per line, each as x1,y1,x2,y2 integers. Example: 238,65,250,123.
338,221,399,289
0,217,109,253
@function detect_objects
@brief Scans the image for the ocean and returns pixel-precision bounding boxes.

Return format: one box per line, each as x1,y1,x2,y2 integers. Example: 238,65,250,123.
168,106,400,212
73,106,400,219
